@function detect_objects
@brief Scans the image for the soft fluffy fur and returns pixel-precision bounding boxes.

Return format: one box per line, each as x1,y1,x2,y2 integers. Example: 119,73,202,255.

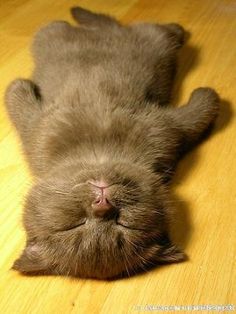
5,7,219,279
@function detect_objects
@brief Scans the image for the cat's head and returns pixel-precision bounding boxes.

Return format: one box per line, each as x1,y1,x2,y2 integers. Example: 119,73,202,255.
13,161,185,278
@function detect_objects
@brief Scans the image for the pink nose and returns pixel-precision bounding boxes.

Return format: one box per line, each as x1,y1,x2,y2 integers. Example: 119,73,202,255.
88,180,112,217
92,195,112,217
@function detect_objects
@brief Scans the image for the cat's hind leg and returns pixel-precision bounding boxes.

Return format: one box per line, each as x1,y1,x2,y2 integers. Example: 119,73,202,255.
70,6,120,28
32,21,74,61
131,23,186,105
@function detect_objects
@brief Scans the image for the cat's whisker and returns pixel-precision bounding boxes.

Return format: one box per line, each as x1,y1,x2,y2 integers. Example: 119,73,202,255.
120,246,131,277
124,244,150,274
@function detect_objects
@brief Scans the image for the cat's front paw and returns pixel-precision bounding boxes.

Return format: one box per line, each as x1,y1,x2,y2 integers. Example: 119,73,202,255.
190,87,220,118
165,23,186,44
191,87,219,102
5,79,41,128
6,79,37,104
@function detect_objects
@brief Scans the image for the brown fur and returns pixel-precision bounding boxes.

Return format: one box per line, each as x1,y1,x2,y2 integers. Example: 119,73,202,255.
5,7,219,279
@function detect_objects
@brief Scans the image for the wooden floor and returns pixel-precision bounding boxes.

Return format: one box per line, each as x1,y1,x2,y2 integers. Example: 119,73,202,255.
0,0,235,313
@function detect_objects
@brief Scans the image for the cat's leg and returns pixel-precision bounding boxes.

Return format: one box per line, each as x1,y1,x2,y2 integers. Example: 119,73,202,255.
131,23,186,105
71,6,120,28
5,79,41,139
164,23,186,45
131,22,185,48
32,21,73,61
33,20,71,43
154,23,185,105
166,87,219,147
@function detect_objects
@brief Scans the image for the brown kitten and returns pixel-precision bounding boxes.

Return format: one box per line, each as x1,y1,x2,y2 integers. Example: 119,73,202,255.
5,6,219,279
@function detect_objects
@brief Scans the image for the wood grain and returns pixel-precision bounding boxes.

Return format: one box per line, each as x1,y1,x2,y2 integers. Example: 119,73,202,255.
0,0,235,313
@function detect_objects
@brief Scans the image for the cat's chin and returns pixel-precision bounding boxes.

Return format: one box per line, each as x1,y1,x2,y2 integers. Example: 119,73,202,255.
12,231,186,279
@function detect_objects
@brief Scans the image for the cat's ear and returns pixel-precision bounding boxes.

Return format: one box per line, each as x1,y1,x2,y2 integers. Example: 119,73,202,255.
12,241,51,274
157,243,187,263
156,233,187,263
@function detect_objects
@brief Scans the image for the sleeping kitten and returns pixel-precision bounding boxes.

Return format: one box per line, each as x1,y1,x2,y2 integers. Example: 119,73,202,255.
5,6,219,279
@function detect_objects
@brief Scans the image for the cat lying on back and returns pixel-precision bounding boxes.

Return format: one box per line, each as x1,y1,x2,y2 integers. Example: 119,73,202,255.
5,6,219,279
